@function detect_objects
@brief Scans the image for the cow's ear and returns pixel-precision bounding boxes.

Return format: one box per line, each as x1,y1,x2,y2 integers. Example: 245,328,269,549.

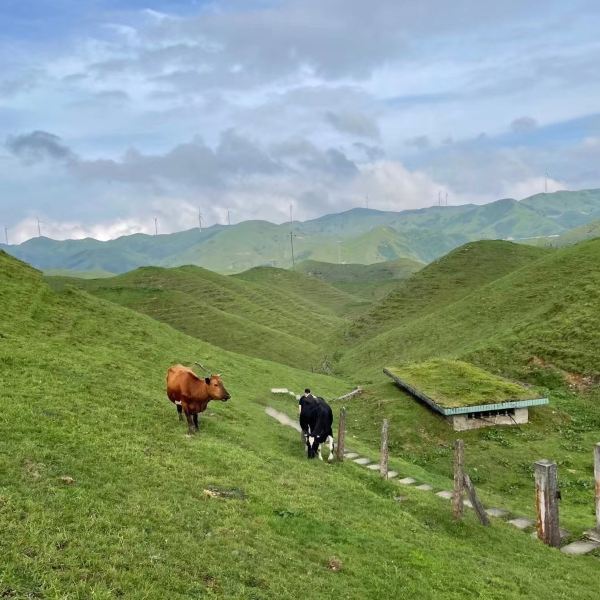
205,377,211,384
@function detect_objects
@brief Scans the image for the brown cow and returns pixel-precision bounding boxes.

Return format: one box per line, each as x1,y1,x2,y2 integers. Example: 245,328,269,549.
166,364,231,435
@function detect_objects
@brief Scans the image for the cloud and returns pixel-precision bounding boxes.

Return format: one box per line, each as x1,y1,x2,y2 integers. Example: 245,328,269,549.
325,110,380,138
6,131,75,164
405,135,431,150
510,116,538,133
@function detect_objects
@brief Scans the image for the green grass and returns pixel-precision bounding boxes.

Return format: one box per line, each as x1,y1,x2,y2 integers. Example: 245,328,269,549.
4,250,600,598
386,359,542,408
46,264,356,370
297,257,424,299
344,240,549,343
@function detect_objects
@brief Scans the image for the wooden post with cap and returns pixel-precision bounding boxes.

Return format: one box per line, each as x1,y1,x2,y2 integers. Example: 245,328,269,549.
535,459,560,547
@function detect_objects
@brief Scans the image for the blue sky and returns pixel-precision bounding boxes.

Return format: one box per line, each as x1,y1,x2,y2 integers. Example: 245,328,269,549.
1,0,600,242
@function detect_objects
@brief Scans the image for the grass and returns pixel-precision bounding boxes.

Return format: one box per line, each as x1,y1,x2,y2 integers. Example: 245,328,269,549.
46,264,358,370
385,360,542,409
4,250,600,598
296,258,424,299
344,240,549,343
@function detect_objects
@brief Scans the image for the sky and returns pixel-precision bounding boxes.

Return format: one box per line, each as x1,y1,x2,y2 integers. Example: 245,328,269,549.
1,0,600,243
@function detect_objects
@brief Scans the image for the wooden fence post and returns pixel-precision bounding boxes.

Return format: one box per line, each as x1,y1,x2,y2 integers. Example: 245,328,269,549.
594,443,600,531
336,407,346,461
380,419,389,479
453,439,465,520
535,459,561,547
463,473,490,526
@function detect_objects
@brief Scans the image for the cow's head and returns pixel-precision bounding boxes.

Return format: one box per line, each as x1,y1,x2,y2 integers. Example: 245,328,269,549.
204,374,231,401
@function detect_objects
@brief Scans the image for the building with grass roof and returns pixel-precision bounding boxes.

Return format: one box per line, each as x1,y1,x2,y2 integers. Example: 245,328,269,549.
384,359,548,431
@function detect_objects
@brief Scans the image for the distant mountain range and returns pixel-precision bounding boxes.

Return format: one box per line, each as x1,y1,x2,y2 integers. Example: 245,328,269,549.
3,189,600,274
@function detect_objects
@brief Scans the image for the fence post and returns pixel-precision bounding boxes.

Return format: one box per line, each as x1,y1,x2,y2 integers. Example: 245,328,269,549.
535,459,561,547
463,473,490,526
380,419,389,479
453,439,465,520
336,407,346,461
595,443,600,531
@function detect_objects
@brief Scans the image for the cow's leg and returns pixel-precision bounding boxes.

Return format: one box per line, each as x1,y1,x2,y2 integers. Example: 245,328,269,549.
184,410,195,435
193,412,199,432
326,435,334,461
176,403,183,421
317,442,323,461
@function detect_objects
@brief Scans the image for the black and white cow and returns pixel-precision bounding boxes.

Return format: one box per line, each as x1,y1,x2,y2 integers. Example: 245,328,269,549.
299,395,334,460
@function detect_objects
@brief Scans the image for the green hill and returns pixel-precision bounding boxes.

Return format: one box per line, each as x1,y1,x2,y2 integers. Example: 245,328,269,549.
47,264,356,370
232,265,367,315
530,219,600,248
4,189,599,275
330,239,600,533
6,250,600,597
297,258,424,298
345,240,549,342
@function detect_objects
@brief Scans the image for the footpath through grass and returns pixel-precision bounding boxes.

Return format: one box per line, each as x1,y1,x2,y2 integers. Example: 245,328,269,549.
2,251,600,598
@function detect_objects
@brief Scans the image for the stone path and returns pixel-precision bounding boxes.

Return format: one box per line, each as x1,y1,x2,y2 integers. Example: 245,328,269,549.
265,405,599,557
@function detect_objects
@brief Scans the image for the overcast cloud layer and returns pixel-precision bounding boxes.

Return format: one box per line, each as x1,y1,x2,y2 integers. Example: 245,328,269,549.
1,0,600,242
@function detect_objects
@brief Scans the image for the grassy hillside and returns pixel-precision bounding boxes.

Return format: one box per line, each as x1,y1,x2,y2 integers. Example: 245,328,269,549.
4,189,599,275
47,265,353,370
345,240,549,342
232,265,367,315
341,239,598,376
6,251,600,597
331,240,600,531
297,258,424,299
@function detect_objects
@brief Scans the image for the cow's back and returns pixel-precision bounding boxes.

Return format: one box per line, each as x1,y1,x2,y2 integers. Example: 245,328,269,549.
166,364,195,403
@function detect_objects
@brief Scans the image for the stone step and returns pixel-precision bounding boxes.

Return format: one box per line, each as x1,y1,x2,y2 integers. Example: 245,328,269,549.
464,499,473,508
353,457,371,465
344,452,359,460
508,517,535,530
398,477,416,485
415,484,433,491
584,529,600,543
485,508,509,518
387,471,398,479
436,490,453,500
367,464,380,471
560,540,600,555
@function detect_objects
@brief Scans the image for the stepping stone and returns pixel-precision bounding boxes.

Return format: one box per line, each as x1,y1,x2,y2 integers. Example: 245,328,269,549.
387,471,398,479
485,508,509,518
464,499,473,508
584,529,600,543
367,464,380,471
436,491,453,500
344,452,359,460
415,484,433,491
560,540,600,555
353,457,371,465
398,477,416,485
271,388,289,394
508,517,535,530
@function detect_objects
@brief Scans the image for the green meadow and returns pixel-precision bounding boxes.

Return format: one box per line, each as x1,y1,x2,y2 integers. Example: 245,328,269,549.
2,228,600,598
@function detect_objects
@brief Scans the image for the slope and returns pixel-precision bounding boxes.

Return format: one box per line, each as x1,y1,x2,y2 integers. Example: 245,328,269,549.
345,240,550,342
297,258,424,299
232,265,367,315
2,251,600,599
47,264,349,369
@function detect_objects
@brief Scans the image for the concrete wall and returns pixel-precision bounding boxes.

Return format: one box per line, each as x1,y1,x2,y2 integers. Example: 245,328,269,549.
449,408,528,431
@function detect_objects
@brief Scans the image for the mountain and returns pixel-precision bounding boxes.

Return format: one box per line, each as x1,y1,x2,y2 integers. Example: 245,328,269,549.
3,189,599,275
